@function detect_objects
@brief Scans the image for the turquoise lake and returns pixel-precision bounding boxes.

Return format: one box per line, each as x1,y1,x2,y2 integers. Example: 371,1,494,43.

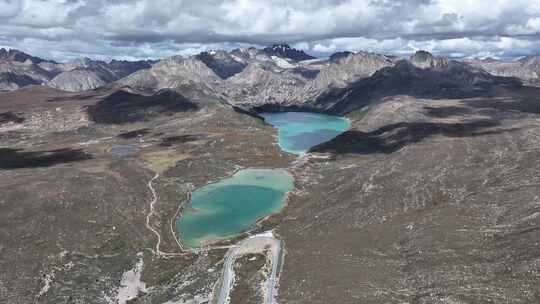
259,112,350,154
176,112,349,248
176,169,294,248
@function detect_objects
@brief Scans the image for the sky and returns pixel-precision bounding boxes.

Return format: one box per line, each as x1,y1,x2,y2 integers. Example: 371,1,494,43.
1,0,540,62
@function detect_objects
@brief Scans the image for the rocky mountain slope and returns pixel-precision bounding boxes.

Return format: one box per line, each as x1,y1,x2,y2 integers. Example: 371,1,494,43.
119,45,396,109
4,45,540,104
315,51,522,114
0,48,153,92
0,49,55,91
262,44,316,61
467,56,540,86
118,55,224,96
0,48,48,64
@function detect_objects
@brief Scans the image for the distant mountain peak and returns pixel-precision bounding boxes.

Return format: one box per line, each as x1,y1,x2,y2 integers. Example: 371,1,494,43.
0,48,49,64
480,57,499,63
410,50,435,62
329,51,354,62
196,50,247,79
410,50,448,69
262,44,316,62
65,57,95,68
518,55,540,65
268,44,292,51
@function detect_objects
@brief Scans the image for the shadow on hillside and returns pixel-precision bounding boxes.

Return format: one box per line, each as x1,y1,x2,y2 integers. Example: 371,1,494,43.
462,96,540,115
423,106,473,118
0,148,92,169
117,128,151,139
0,111,25,125
316,60,523,115
159,134,205,147
46,92,100,102
86,90,199,124
310,119,519,155
0,72,41,88
197,52,247,79
422,88,540,121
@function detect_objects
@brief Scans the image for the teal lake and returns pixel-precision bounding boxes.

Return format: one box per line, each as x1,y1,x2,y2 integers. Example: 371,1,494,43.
176,169,294,248
259,112,350,154
176,112,348,248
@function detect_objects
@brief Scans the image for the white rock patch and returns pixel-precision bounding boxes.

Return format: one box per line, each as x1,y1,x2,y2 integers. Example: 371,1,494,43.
115,253,147,304
271,56,296,69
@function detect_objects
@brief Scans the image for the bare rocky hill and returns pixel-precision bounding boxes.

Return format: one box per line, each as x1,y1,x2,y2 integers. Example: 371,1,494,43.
119,46,396,110
467,56,540,86
0,48,154,92
314,52,522,114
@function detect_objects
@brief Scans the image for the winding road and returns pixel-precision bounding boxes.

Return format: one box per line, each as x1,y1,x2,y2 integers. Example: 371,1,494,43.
145,173,170,256
145,173,197,257
213,232,283,304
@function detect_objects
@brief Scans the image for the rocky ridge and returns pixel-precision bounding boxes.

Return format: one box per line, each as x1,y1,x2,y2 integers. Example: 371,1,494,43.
0,48,154,92
467,55,540,85
119,46,396,110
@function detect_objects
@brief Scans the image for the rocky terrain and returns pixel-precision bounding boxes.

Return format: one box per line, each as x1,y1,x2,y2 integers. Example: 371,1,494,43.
2,46,540,304
261,44,316,61
467,56,540,86
314,51,522,114
284,86,540,303
0,48,154,92
120,45,395,110
0,83,293,303
2,45,397,108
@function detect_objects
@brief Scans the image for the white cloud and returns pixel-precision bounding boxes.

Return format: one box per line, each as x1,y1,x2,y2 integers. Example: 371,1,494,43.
1,0,540,60
0,0,22,18
305,36,540,59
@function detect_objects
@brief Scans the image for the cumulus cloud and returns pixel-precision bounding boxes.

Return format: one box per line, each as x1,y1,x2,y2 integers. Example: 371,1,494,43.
0,0,22,18
1,0,540,61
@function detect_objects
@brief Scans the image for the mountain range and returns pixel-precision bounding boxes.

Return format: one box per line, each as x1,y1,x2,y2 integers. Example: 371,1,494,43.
2,44,535,113
0,48,154,92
